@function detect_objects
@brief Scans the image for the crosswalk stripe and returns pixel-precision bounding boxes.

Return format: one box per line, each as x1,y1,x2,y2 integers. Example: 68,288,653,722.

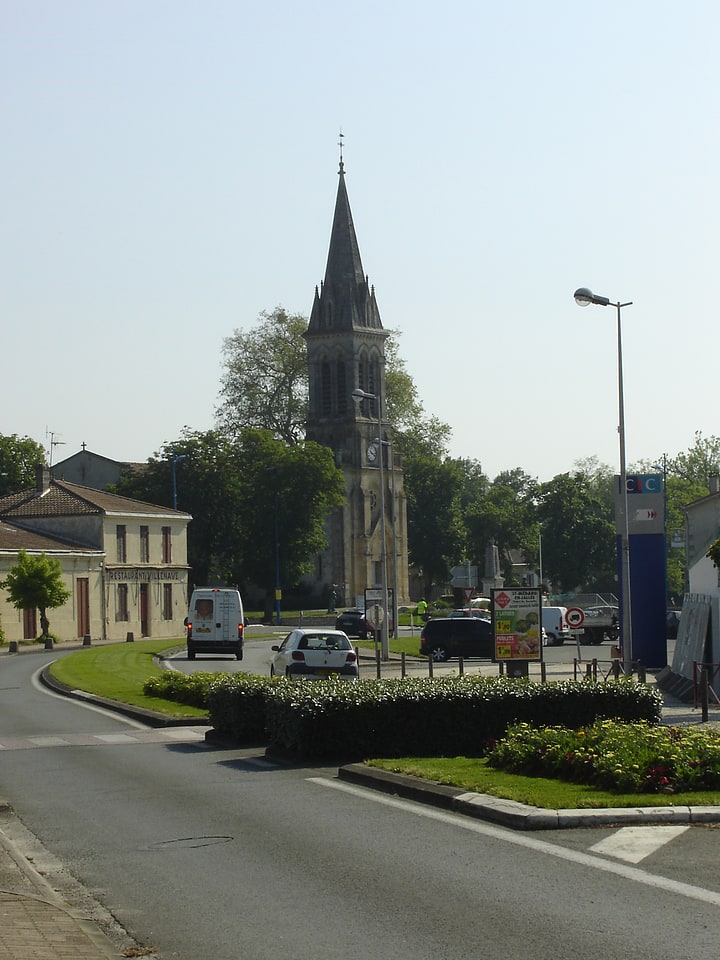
589,825,690,863
0,728,209,751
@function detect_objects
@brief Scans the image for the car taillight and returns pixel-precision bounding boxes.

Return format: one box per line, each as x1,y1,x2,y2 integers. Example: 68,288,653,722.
346,651,357,662
187,622,193,639
291,651,305,661
238,623,244,638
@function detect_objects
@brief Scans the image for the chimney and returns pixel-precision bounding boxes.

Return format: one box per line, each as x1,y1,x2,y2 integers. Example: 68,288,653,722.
35,464,52,496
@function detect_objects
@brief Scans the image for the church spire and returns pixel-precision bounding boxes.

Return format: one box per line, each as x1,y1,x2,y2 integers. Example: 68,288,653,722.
307,141,383,333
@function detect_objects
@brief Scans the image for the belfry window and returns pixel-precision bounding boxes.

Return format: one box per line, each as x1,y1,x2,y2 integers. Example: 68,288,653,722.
321,360,332,414
336,361,347,415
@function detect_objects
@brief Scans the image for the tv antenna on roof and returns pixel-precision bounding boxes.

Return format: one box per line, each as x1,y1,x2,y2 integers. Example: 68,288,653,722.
45,428,66,467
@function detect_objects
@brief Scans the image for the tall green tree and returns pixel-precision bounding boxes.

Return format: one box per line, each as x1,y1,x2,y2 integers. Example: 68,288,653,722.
536,472,615,593
1,551,71,640
217,308,309,445
0,434,47,496
115,430,244,586
667,431,720,485
115,428,345,609
235,430,345,614
465,470,538,583
404,455,466,596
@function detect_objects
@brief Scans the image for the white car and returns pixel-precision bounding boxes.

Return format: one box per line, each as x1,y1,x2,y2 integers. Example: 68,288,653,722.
270,629,359,680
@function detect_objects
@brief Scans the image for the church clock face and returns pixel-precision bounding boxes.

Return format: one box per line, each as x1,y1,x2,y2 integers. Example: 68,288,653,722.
367,443,378,463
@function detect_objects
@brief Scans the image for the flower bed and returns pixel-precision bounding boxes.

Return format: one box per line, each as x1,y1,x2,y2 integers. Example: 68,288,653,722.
488,720,720,793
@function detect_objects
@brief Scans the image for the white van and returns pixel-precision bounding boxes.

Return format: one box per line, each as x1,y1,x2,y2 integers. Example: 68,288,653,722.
186,588,244,660
541,606,571,646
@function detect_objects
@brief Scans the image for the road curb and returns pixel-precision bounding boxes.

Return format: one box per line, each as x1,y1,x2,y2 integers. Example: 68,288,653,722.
338,763,720,830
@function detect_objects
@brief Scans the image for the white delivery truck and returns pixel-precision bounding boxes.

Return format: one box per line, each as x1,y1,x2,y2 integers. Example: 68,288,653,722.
186,587,244,660
541,606,571,646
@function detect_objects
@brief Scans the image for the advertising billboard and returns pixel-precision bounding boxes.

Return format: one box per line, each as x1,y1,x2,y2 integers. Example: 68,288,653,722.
490,587,543,662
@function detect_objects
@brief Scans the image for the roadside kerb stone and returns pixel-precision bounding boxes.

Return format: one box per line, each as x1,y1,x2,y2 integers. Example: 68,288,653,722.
339,762,720,831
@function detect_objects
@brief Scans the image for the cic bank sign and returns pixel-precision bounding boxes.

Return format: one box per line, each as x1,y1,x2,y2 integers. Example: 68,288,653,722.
615,474,665,535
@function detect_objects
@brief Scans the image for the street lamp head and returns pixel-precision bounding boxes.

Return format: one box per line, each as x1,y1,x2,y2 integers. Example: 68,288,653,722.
574,287,610,307
352,388,376,403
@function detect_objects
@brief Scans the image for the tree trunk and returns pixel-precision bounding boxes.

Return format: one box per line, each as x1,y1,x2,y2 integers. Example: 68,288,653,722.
39,608,50,640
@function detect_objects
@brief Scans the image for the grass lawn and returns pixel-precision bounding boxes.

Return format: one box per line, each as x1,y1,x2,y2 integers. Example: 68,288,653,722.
356,635,424,658
49,639,207,719
368,755,720,809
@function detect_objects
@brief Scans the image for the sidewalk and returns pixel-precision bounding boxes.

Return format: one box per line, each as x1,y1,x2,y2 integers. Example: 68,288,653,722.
0,806,125,959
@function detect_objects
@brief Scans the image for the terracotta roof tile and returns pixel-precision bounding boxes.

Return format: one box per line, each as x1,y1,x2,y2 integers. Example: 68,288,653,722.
0,479,191,520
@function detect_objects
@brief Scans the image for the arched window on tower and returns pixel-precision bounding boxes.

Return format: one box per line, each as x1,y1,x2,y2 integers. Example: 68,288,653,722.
321,359,331,415
336,360,347,415
368,357,379,419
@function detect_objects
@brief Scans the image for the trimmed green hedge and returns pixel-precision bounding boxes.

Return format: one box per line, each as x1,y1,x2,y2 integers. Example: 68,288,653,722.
198,675,663,759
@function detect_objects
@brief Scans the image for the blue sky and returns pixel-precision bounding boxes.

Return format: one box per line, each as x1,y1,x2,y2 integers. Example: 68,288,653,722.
2,1,718,481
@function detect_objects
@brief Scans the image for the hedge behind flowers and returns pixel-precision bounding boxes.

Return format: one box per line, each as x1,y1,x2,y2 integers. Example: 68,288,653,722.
201,674,662,759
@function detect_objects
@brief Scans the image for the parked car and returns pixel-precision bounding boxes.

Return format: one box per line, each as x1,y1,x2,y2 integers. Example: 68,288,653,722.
334,608,371,639
420,617,494,662
270,629,359,679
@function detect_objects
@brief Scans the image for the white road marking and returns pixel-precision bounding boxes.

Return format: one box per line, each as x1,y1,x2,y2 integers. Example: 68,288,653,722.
589,825,690,863
308,777,720,908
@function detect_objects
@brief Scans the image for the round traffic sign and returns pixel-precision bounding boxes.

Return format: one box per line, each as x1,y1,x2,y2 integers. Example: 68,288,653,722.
566,607,585,628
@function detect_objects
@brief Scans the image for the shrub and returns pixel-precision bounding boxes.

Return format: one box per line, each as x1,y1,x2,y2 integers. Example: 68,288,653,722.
144,671,229,708
488,720,720,794
261,676,662,760
206,674,279,743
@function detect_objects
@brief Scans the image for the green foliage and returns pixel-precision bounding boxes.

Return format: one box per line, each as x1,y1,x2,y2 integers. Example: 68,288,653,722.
0,550,71,638
537,471,616,591
115,428,345,601
666,431,720,486
143,671,231,707
217,308,310,445
489,720,720,794
465,471,538,583
707,538,720,569
206,673,279,742
210,675,662,760
403,456,466,594
0,433,47,497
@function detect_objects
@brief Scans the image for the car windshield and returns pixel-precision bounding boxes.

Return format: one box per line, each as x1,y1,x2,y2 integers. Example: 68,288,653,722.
298,634,351,651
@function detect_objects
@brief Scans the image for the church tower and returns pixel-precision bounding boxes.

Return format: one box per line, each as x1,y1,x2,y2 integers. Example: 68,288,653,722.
305,152,409,610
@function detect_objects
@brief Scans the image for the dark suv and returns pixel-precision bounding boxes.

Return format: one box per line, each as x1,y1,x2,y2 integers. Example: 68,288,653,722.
420,617,494,662
334,609,371,639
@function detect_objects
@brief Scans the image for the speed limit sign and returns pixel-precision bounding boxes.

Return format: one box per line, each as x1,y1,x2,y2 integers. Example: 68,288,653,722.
566,607,585,628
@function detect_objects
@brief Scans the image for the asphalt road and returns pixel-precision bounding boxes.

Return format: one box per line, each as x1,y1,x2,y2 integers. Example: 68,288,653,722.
2,646,720,960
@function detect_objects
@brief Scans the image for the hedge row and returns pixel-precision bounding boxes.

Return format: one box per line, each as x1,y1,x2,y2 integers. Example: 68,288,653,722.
203,675,664,760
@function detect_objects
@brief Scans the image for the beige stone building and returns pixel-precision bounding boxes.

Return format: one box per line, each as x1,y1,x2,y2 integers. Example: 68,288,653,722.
0,467,190,643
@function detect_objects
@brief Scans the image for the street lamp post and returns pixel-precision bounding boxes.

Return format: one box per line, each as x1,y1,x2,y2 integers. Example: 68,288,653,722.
352,385,390,659
574,287,633,674
171,453,189,511
373,436,398,639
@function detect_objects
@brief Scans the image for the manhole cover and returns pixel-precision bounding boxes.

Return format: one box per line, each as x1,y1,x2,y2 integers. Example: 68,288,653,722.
148,836,233,850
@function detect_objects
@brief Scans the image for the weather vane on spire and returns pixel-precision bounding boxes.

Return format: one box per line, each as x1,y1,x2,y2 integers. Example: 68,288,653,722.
338,128,344,169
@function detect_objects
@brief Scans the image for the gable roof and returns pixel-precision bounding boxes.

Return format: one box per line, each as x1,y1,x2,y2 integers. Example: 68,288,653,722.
0,478,191,521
